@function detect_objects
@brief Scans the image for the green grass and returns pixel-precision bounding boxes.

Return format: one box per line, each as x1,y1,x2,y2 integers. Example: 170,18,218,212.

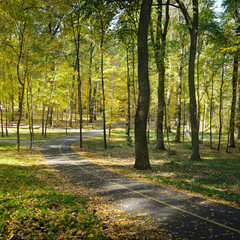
0,143,104,239
75,127,240,206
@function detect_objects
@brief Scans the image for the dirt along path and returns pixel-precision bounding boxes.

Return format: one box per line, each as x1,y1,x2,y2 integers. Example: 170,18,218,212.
41,131,240,240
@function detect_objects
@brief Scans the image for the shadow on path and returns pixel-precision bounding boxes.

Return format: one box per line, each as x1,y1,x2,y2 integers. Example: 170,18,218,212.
41,132,240,240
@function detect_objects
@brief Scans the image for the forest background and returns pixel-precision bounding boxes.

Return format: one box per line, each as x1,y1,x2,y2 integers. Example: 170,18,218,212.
0,0,239,185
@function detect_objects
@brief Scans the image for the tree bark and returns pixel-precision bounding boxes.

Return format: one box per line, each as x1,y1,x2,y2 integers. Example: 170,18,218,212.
150,0,170,150
210,74,214,149
175,49,183,142
218,62,224,151
188,29,201,160
127,47,131,144
134,0,152,170
176,0,201,161
229,54,238,148
100,36,107,149
69,77,75,128
41,66,47,135
88,43,94,123
0,104,3,137
237,71,240,139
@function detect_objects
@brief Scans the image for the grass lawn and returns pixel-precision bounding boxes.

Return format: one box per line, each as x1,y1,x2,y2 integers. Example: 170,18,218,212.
72,127,240,207
0,142,104,239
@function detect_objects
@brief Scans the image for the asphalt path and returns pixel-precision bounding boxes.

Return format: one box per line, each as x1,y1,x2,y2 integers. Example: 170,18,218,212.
41,131,240,240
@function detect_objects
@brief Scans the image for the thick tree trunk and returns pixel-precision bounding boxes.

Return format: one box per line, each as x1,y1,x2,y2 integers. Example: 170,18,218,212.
134,0,152,170
229,55,238,148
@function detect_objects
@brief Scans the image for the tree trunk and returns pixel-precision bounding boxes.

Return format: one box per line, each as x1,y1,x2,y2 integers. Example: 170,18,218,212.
5,104,8,137
11,76,15,121
77,52,83,149
44,71,55,138
100,37,107,149
176,0,201,160
132,39,137,114
229,55,238,148
90,80,97,123
69,77,75,128
134,0,152,170
17,84,25,151
202,99,206,143
182,79,186,143
210,74,214,149
175,50,183,142
127,47,131,144
41,66,47,135
0,104,3,137
27,81,33,149
188,29,201,161
218,62,224,151
150,0,170,150
237,72,240,139
88,43,94,124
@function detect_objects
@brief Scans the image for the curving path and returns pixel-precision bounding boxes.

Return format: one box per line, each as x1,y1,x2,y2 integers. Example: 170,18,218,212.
41,132,240,240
